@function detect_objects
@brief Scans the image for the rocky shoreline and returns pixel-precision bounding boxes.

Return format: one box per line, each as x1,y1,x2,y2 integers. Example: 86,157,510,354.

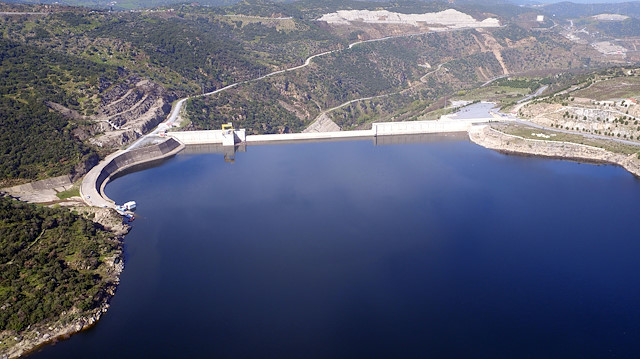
469,125,640,178
1,208,128,359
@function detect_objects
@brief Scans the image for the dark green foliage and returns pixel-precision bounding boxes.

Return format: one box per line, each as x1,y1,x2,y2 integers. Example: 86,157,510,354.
0,196,120,333
493,77,548,92
0,97,97,181
447,52,503,84
89,14,265,92
492,24,530,46
0,39,112,183
0,39,120,111
187,82,304,134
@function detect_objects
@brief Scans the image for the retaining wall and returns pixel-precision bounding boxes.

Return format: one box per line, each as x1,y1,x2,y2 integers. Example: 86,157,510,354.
97,138,184,196
3,175,72,193
81,138,184,208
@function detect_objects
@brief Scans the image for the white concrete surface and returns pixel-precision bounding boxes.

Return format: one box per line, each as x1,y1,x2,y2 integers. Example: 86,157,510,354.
246,130,375,143
373,119,476,135
170,129,246,145
170,118,499,146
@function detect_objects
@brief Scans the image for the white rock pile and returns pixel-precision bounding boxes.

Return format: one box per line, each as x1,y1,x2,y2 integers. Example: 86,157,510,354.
318,9,500,29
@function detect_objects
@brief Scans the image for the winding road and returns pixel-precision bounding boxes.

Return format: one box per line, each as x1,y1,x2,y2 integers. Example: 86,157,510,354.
307,62,447,126
128,28,475,150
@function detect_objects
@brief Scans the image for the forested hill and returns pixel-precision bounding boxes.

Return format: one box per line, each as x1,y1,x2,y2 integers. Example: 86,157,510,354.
0,196,123,356
0,38,114,185
0,2,343,185
0,0,627,185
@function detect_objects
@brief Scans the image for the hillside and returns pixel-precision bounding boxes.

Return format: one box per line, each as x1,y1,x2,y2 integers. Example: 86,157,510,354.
0,197,125,358
185,9,607,133
540,1,640,20
3,0,638,184
3,0,632,183
515,67,640,142
0,3,343,185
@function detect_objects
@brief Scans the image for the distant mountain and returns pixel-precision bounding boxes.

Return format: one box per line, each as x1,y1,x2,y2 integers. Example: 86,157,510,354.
0,0,240,10
540,1,640,19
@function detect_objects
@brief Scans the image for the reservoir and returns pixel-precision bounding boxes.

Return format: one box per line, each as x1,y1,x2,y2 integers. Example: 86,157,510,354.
32,134,640,358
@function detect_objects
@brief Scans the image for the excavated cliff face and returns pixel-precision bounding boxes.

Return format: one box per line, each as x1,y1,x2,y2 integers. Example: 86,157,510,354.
469,125,640,177
89,78,172,148
49,76,172,149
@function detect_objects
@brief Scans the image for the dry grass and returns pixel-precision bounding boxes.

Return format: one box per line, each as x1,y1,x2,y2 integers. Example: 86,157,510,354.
573,77,640,100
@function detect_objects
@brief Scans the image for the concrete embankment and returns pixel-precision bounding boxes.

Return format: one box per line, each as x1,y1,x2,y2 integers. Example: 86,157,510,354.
2,175,73,203
81,138,184,207
469,125,640,178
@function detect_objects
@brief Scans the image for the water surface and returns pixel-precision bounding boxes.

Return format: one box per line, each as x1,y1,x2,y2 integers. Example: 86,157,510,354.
32,135,640,358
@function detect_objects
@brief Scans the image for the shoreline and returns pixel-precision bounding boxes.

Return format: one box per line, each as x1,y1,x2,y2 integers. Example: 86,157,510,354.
6,123,639,358
1,207,127,359
6,284,119,359
468,125,640,178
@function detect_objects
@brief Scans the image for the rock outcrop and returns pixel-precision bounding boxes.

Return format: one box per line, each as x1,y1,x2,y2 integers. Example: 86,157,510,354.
303,114,341,133
89,78,172,148
469,125,640,177
49,77,172,149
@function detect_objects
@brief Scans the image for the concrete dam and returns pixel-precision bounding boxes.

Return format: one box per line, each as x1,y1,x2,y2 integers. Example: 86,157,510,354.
170,118,492,146
81,116,501,208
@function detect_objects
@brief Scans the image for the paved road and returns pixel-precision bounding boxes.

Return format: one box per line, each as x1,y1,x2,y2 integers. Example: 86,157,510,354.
79,150,125,208
493,109,640,147
511,118,640,147
308,62,446,126
517,85,548,104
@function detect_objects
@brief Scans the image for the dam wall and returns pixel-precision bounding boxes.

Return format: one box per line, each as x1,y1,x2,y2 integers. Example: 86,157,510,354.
372,119,475,135
82,118,499,208
169,119,483,146
170,129,246,145
245,129,374,143
81,138,184,208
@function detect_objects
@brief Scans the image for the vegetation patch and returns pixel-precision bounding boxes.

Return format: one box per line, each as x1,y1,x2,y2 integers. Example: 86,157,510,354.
0,196,122,355
56,185,81,200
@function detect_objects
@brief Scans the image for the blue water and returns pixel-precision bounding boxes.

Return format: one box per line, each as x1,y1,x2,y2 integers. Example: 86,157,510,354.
31,135,640,358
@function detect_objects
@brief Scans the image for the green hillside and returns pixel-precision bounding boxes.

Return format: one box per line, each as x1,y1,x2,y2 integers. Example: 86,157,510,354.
0,0,622,183
0,197,122,343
